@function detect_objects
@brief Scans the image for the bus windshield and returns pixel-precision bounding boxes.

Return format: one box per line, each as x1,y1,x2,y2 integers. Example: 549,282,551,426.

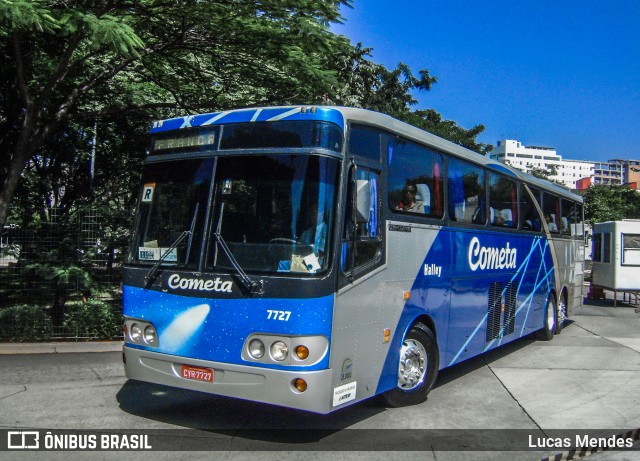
211,155,339,275
130,158,214,268
130,155,340,276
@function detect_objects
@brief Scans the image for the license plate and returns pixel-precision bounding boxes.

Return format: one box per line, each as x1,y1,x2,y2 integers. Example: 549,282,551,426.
180,365,214,382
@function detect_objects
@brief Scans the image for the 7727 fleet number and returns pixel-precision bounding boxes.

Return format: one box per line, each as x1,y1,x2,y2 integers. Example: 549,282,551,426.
267,310,291,321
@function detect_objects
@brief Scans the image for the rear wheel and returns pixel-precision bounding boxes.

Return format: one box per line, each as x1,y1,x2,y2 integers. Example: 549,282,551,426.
383,323,439,407
556,294,567,334
536,294,557,341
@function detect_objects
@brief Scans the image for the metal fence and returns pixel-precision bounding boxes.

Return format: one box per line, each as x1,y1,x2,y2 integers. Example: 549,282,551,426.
0,207,132,340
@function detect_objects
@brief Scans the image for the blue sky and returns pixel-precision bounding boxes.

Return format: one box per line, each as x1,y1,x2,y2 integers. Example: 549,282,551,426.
332,0,640,161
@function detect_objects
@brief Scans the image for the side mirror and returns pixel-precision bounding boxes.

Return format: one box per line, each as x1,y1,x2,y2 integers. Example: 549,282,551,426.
355,179,370,223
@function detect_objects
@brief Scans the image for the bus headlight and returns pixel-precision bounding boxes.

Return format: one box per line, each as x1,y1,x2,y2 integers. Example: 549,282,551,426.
270,341,289,361
248,339,265,359
242,335,327,365
130,323,142,342
124,319,158,346
144,325,157,345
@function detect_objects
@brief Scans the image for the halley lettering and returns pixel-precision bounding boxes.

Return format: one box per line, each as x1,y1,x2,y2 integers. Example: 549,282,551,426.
468,237,517,271
168,274,233,293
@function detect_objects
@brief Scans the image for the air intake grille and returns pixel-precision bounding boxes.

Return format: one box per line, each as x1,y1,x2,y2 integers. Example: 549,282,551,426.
486,282,503,342
486,280,520,341
504,281,517,335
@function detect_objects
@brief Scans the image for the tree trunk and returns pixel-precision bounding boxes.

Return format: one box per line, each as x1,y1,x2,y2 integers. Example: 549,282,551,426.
51,287,68,327
0,111,46,228
0,145,35,228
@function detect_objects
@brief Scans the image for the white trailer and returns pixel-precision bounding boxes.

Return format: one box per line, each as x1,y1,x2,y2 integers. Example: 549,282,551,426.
592,220,640,306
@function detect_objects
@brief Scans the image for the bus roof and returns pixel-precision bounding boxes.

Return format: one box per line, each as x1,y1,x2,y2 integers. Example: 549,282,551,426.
151,105,582,202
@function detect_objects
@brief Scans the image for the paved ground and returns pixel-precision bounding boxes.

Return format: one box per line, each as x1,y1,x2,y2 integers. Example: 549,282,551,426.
1,294,640,460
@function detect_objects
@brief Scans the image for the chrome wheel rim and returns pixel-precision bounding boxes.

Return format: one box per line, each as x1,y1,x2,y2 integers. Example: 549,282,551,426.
398,339,427,390
558,299,567,326
546,300,556,332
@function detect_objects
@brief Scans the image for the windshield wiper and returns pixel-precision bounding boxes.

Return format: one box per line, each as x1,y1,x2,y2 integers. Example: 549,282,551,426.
213,203,261,295
144,203,200,287
213,232,261,295
144,230,191,287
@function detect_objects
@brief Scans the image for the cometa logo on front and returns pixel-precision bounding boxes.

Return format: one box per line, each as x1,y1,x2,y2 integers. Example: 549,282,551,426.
467,237,517,271
167,274,233,292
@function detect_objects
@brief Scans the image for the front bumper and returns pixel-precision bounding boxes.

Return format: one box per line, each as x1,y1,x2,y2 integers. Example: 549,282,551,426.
123,345,335,414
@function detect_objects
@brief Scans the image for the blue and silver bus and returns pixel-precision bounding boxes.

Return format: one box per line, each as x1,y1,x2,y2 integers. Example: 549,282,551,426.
122,106,584,413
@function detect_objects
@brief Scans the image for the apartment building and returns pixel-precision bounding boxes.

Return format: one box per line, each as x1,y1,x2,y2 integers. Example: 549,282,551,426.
490,140,593,189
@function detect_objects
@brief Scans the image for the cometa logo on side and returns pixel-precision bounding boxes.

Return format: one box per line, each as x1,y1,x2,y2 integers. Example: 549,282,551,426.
467,237,517,271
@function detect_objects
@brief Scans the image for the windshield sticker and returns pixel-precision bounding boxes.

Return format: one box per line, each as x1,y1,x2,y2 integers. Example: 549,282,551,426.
303,253,321,272
138,247,177,262
142,183,155,202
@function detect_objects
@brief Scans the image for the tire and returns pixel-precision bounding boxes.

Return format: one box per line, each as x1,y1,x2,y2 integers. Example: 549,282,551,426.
383,323,439,407
555,294,567,334
536,294,557,341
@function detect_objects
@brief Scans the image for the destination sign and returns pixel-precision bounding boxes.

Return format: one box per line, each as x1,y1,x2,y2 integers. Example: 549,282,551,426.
153,132,216,152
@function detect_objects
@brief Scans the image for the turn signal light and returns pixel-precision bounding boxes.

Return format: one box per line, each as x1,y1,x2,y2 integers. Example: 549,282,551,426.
293,378,308,392
295,345,310,360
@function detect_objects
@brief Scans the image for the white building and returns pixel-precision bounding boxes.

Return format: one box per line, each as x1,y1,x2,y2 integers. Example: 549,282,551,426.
490,140,594,189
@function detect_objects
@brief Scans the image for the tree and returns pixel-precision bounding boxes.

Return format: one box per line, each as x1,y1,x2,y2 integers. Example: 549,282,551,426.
525,164,569,187
403,109,493,155
323,43,492,155
583,185,640,226
0,0,352,227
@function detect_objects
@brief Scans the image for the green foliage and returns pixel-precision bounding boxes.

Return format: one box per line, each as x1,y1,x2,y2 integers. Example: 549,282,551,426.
0,0,59,34
0,300,122,341
0,0,355,226
0,304,50,341
527,165,566,186
63,299,122,339
26,262,93,292
402,109,493,155
583,185,640,226
323,43,492,154
1,0,493,230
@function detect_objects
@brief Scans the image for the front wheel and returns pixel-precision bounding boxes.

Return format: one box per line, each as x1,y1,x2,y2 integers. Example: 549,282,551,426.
383,323,439,407
536,294,557,341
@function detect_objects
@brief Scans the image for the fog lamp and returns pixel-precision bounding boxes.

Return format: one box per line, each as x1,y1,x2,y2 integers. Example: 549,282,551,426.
293,378,308,392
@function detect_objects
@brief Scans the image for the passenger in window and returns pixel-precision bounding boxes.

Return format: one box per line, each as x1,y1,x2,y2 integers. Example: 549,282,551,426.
545,214,558,233
395,184,424,213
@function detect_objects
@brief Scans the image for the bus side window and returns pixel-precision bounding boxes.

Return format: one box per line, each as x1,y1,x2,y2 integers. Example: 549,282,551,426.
448,158,485,224
388,139,443,218
542,192,560,234
560,199,573,236
574,202,584,239
489,173,517,228
520,186,542,231
342,167,382,275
